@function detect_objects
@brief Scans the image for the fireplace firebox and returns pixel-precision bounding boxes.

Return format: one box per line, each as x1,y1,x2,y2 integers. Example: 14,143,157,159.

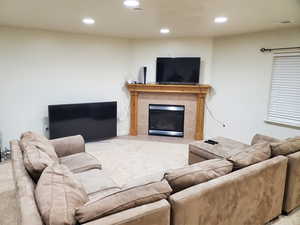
148,104,185,137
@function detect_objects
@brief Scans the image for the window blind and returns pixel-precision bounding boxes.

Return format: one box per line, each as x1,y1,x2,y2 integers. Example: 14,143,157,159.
267,53,300,127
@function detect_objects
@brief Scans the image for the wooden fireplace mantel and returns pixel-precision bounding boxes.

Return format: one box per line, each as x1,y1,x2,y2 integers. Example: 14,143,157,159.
127,83,211,94
127,83,211,140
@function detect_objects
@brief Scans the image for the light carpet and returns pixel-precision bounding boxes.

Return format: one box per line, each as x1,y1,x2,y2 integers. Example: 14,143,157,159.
86,138,188,186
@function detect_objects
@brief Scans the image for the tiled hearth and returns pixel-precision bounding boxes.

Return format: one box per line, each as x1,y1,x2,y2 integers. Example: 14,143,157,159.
127,84,211,140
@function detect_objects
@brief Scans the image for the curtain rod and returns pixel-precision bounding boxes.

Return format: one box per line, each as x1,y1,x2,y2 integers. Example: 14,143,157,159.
260,47,300,52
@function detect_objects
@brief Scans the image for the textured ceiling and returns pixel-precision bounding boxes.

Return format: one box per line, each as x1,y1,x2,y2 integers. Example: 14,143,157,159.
0,0,299,38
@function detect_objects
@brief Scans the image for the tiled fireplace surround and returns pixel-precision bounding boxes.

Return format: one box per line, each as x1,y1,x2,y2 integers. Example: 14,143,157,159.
127,84,211,140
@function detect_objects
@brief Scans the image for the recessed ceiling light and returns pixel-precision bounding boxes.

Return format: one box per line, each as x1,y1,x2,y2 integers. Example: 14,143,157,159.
124,0,140,8
214,17,228,24
160,28,170,34
82,17,95,25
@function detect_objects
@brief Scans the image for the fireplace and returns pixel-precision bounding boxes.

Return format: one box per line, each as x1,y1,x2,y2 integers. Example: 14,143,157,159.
127,84,211,140
148,104,185,137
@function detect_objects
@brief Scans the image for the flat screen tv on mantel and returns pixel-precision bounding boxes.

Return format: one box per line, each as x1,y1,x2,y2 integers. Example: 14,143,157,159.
48,101,117,142
156,57,201,84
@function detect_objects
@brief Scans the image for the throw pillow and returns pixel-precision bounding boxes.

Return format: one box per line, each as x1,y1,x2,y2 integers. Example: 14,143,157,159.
35,163,88,225
75,180,172,223
164,159,233,193
251,133,280,145
22,141,54,181
20,131,58,162
271,137,300,156
228,142,271,169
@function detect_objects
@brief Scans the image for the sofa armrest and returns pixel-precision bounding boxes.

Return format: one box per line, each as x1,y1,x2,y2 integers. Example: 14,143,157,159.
82,200,170,225
283,151,300,213
50,135,85,158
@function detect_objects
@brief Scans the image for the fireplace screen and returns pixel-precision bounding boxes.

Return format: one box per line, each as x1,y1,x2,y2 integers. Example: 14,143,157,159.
148,104,185,137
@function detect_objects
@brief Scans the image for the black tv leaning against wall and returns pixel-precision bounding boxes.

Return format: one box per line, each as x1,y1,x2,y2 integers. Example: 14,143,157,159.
48,102,117,142
156,57,201,84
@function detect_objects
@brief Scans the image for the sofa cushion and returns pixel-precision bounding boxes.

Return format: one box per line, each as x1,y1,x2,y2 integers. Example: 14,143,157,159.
228,142,271,169
251,133,280,145
74,169,119,196
164,159,233,193
88,187,122,200
35,163,88,225
75,180,172,223
122,172,165,189
21,131,58,162
271,137,300,156
60,152,101,173
22,141,55,181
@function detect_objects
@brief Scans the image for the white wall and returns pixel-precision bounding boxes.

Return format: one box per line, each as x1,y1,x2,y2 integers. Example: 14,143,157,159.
0,27,132,148
0,26,299,148
130,38,213,84
205,28,300,143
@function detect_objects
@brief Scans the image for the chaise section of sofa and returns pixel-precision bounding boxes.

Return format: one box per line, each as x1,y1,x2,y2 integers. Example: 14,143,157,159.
188,137,250,164
11,134,171,225
169,156,288,225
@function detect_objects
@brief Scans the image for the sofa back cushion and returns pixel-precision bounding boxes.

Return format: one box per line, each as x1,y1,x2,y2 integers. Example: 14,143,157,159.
35,163,88,225
228,142,271,169
164,159,233,193
22,141,55,181
251,134,280,145
21,131,58,161
271,137,300,156
75,180,172,223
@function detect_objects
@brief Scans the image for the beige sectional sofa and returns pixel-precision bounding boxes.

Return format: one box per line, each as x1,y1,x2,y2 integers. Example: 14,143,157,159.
189,134,300,215
11,135,171,225
11,132,299,225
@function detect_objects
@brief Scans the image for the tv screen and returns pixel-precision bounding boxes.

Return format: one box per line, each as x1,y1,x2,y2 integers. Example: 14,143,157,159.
48,102,117,142
156,57,201,84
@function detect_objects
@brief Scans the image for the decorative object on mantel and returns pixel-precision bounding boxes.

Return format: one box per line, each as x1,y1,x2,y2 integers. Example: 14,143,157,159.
143,66,147,84
126,83,211,140
127,80,135,84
